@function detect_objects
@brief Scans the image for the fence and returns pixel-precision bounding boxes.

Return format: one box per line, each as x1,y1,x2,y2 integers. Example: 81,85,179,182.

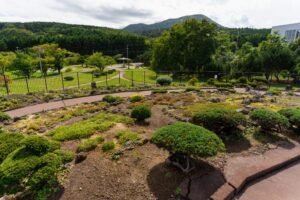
0,70,299,95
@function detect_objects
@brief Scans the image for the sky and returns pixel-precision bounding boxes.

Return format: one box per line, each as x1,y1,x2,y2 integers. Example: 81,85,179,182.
0,0,299,29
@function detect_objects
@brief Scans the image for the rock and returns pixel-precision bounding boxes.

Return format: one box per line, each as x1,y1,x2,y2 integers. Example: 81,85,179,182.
3,121,11,125
75,152,88,164
209,98,221,103
13,116,22,122
0,196,10,200
270,98,277,103
38,127,47,133
242,98,252,105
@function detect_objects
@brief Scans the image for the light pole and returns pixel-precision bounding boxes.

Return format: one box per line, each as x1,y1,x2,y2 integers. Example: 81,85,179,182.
38,48,44,76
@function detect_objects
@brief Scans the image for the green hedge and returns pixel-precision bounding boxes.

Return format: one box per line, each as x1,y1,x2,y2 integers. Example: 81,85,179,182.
156,76,173,86
131,105,151,121
279,108,300,128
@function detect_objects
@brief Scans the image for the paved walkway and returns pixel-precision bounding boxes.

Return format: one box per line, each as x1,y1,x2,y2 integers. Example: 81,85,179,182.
237,160,300,200
6,91,152,118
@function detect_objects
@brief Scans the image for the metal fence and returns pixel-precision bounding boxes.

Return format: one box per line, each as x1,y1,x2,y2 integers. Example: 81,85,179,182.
0,70,299,95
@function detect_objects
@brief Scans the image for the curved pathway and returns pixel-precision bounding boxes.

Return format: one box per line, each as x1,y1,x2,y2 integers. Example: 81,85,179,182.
6,91,152,118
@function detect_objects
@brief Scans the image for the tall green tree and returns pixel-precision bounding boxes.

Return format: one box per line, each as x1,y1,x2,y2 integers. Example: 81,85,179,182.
151,19,218,72
258,34,294,81
86,52,115,71
10,52,35,78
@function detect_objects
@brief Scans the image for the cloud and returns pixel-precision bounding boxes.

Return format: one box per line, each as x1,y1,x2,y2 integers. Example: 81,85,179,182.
53,0,152,24
230,15,252,27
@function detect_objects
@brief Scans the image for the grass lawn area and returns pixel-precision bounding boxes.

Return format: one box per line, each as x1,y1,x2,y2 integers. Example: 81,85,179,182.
124,68,157,84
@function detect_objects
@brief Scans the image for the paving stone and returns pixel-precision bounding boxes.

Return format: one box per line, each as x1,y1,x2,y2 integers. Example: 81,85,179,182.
210,183,235,200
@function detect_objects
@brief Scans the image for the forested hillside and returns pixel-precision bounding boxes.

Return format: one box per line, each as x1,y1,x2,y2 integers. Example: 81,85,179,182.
0,22,146,57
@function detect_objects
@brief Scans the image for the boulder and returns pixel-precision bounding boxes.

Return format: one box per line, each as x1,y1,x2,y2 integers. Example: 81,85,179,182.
75,152,88,164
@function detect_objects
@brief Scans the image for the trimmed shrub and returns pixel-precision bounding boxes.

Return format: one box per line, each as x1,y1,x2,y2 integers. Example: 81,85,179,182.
64,76,74,81
102,95,123,104
102,141,115,152
237,76,248,84
279,108,300,128
188,77,199,86
250,109,290,131
207,78,216,85
129,95,144,103
156,76,173,86
131,105,151,121
0,112,10,122
192,108,247,134
151,122,225,157
77,136,104,152
116,131,141,145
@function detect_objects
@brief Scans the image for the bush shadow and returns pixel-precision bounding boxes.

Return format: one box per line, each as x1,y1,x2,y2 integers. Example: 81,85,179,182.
253,130,296,149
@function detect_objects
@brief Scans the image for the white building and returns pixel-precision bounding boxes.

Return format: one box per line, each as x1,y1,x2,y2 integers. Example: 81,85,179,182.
272,23,300,42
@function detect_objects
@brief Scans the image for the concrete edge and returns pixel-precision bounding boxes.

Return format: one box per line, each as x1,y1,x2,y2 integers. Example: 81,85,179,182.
210,154,300,200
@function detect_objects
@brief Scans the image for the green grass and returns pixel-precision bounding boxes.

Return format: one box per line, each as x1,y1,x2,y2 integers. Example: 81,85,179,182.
116,131,141,145
77,136,104,152
102,141,115,152
49,113,134,141
124,68,157,84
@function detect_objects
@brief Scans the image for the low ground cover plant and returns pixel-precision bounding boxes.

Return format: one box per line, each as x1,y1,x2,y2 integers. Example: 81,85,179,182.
102,141,115,152
116,131,141,145
49,113,133,141
77,136,104,152
151,122,224,173
0,131,24,163
64,76,75,81
187,77,199,86
156,76,173,86
131,105,151,121
250,109,290,132
129,95,144,103
102,95,123,104
0,112,11,122
0,134,74,199
152,89,168,94
192,108,247,135
279,108,300,128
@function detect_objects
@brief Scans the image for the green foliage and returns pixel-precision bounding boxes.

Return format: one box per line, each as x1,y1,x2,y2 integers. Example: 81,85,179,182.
156,76,173,86
250,109,290,131
152,89,168,94
102,95,123,104
86,52,115,71
192,108,247,134
187,77,199,86
0,131,24,163
21,136,52,155
53,150,75,163
237,76,248,84
77,136,104,152
151,122,225,157
116,131,141,145
214,82,233,88
207,78,216,85
129,95,144,103
64,76,74,81
102,141,115,152
0,112,10,122
279,108,300,128
131,105,151,121
49,113,132,141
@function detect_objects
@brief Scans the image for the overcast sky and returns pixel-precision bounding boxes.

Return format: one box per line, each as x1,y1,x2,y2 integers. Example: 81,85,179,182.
0,0,299,29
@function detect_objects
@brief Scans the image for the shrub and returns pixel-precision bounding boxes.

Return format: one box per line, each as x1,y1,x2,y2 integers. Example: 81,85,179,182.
77,136,104,152
279,108,300,128
188,77,199,86
21,136,51,155
214,82,233,88
65,68,72,73
0,132,24,163
156,76,173,86
207,78,216,85
237,76,248,84
0,112,10,122
64,76,74,81
192,108,247,134
129,95,144,103
102,95,123,104
131,105,151,121
116,131,141,145
250,109,290,131
152,89,168,94
102,141,115,152
185,87,200,92
151,122,224,172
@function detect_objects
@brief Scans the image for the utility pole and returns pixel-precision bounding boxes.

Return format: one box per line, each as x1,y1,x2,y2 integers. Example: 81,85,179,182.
126,44,129,69
38,48,44,77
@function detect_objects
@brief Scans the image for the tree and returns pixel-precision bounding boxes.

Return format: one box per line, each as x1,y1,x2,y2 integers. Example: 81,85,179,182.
151,19,218,72
0,52,15,74
258,34,294,81
86,52,115,71
151,122,224,173
290,37,300,82
10,52,36,78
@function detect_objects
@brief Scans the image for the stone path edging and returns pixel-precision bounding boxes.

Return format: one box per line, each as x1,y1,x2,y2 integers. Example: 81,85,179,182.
210,146,300,200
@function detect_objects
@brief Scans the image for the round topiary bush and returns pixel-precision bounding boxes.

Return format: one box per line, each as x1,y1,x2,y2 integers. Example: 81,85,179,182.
237,76,248,84
129,95,144,103
192,108,247,135
156,76,173,86
188,77,199,86
279,108,300,128
21,136,51,155
131,105,151,121
151,122,225,173
250,109,290,132
64,76,75,81
0,112,11,122
207,78,216,85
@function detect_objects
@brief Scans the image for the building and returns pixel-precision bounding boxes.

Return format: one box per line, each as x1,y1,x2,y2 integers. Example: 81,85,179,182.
272,23,300,42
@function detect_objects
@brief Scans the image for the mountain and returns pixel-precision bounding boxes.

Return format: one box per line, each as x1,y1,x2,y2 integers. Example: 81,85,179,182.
0,22,146,56
123,14,220,36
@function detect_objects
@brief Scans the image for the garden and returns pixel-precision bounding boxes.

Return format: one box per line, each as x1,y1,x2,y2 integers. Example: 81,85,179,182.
1,79,300,200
